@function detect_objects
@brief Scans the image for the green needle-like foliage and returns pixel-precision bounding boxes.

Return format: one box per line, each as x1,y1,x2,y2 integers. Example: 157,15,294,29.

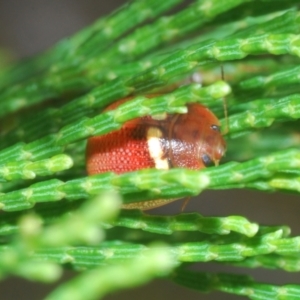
1,1,300,299
173,268,300,299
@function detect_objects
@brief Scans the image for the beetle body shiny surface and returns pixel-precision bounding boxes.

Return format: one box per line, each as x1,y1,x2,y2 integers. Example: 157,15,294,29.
86,96,226,209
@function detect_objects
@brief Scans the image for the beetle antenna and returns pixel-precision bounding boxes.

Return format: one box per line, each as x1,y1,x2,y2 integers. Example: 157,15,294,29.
181,197,191,212
221,64,229,134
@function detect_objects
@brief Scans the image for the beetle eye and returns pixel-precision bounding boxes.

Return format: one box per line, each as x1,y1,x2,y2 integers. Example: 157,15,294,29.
211,124,220,132
201,154,213,167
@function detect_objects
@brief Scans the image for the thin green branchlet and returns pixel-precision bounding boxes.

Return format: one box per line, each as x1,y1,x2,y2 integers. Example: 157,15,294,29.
0,148,299,212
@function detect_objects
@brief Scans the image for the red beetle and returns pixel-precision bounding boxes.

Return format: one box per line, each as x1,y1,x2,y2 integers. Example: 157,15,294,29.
86,95,226,209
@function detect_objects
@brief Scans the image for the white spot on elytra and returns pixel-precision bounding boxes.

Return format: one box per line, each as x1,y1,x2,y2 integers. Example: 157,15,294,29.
147,127,169,170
